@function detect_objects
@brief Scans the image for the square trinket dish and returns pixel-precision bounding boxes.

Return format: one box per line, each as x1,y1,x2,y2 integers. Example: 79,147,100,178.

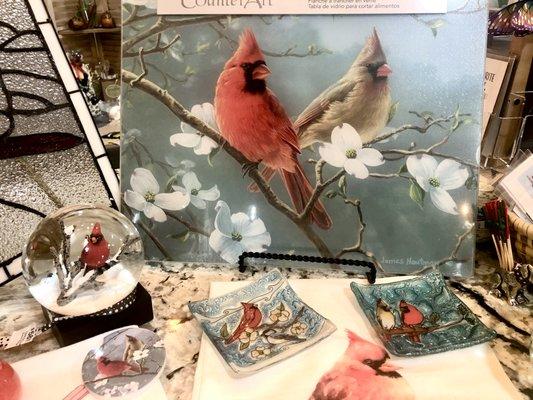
350,271,496,357
189,269,336,375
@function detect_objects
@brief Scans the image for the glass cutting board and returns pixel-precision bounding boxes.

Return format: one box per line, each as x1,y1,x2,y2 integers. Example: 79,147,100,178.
120,0,487,276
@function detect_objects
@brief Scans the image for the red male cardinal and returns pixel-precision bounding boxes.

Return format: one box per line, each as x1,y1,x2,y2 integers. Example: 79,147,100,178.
96,356,141,378
96,334,146,378
309,330,414,400
296,28,392,148
399,301,424,327
399,300,424,343
80,223,110,269
225,302,262,344
214,29,332,230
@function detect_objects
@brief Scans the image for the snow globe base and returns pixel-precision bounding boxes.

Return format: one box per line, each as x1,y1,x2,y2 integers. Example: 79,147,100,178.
42,283,153,347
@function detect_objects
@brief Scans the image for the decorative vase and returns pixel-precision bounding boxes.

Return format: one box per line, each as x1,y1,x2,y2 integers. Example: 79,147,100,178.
68,16,88,31
100,11,115,28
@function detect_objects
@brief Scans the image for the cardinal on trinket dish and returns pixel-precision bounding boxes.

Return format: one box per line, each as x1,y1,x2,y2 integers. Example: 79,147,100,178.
350,271,496,357
189,269,336,375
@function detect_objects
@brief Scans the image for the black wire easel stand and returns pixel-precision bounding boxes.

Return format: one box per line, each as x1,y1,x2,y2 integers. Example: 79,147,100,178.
238,252,377,284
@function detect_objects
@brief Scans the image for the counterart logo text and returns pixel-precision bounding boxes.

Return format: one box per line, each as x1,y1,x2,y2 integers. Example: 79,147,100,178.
181,0,273,9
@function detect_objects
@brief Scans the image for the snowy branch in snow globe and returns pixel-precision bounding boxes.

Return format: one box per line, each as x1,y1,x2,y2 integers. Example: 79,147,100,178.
22,205,144,317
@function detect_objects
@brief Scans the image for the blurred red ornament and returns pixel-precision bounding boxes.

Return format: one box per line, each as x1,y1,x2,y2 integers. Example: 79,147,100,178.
0,360,21,400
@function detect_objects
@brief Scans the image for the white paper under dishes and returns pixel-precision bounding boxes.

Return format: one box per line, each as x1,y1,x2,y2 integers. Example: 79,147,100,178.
12,326,167,400
192,278,521,400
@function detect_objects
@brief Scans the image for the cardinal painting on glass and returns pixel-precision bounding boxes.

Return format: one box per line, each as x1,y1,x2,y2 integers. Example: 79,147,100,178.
121,1,488,276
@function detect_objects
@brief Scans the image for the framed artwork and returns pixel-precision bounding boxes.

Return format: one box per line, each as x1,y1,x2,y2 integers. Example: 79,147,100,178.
121,0,487,276
0,0,119,285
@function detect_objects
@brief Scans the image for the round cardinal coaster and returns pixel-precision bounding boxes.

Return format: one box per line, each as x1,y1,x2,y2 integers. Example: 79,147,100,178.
80,327,166,398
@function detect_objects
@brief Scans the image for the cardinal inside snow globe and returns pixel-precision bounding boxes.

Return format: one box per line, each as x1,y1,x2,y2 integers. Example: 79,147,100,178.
22,205,144,317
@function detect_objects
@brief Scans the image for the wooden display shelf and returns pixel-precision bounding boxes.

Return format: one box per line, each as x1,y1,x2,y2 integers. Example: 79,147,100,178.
58,27,121,36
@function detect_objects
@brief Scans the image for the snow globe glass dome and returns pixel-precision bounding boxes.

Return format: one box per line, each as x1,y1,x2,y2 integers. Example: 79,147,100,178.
22,205,144,317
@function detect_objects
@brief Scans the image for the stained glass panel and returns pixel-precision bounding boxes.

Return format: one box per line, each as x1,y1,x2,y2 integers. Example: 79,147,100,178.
0,0,119,285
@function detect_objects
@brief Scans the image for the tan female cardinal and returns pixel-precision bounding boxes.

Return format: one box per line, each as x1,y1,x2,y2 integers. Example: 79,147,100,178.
296,29,392,148
214,29,332,230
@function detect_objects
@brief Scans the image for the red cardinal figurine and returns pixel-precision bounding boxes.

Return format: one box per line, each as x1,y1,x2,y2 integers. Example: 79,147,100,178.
399,300,424,343
214,29,332,230
225,302,262,344
309,330,414,400
0,360,21,400
80,223,110,269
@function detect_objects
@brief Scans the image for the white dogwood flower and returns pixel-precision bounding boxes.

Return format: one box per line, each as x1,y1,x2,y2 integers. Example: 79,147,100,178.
290,322,308,335
124,168,190,222
165,156,195,174
132,349,149,361
239,328,258,344
269,307,290,323
173,172,220,209
123,128,142,145
319,124,384,179
406,155,469,215
250,346,271,359
118,381,140,395
170,103,219,155
209,201,271,263
94,379,108,389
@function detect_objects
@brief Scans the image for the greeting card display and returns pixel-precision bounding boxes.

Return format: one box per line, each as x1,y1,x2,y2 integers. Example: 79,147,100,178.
121,0,487,276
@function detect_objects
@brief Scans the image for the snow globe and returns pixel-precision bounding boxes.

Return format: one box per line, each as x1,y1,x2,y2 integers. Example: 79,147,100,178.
22,205,144,317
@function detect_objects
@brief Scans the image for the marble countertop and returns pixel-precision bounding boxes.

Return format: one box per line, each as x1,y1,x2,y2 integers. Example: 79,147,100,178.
1,251,532,400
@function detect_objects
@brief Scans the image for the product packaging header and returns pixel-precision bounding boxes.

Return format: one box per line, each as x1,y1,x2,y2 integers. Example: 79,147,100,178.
157,0,448,15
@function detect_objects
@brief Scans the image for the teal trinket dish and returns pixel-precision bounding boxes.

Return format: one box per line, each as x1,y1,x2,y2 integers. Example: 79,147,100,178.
350,271,496,357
